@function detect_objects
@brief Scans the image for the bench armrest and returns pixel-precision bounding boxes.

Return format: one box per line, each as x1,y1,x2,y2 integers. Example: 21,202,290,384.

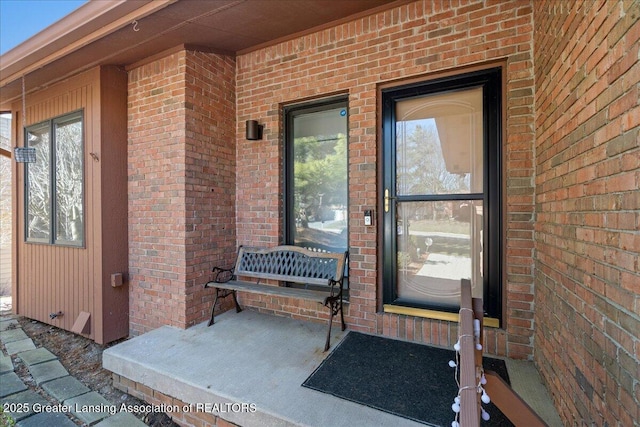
328,278,343,297
204,267,234,288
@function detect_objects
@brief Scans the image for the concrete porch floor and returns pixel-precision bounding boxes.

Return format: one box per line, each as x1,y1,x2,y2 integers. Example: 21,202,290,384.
103,310,562,427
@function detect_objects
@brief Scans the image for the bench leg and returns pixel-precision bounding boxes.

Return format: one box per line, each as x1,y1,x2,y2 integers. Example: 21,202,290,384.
207,288,243,327
324,296,344,351
232,290,243,313
340,297,346,331
207,289,221,327
325,311,334,352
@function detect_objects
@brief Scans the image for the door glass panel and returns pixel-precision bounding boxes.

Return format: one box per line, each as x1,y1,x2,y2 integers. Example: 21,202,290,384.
291,106,348,252
393,86,484,308
396,200,483,308
396,87,483,195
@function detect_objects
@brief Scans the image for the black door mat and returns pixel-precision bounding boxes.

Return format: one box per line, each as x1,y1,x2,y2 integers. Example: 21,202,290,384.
303,331,513,426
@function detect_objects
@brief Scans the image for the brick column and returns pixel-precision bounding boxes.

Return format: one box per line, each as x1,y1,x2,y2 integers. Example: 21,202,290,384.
128,49,236,335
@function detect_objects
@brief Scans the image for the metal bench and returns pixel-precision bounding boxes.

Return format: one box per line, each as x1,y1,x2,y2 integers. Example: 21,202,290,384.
204,245,348,351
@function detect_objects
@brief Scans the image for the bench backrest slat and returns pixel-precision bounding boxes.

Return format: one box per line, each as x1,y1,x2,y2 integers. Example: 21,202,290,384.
234,245,346,286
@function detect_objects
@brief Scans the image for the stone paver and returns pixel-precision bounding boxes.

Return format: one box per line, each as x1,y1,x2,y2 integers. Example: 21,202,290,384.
65,391,114,425
0,372,28,397
0,328,29,343
4,338,36,355
18,348,57,367
95,410,148,427
0,318,18,331
28,359,69,385
15,411,78,427
41,375,90,402
0,353,13,373
0,314,128,427
0,389,49,421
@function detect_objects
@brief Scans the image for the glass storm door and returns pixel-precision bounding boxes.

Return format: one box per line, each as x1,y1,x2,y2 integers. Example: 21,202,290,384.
382,69,502,319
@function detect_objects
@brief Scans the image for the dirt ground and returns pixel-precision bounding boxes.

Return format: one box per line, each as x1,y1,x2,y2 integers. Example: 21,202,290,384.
7,316,178,426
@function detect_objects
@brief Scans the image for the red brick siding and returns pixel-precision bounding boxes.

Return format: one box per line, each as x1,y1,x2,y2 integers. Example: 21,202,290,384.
236,0,535,358
183,51,237,327
128,51,236,336
112,373,239,427
533,0,639,425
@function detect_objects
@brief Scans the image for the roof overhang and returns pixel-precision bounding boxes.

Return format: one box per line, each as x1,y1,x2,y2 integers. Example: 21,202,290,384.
0,0,405,110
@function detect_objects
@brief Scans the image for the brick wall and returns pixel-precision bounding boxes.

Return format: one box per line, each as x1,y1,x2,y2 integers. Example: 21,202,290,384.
128,50,236,336
236,0,536,358
183,51,237,327
533,0,639,425
112,373,238,427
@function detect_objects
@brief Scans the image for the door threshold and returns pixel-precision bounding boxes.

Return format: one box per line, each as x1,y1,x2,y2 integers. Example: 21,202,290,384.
383,304,500,328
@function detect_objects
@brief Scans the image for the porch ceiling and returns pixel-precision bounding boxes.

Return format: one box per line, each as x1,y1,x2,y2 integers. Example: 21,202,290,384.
0,0,400,110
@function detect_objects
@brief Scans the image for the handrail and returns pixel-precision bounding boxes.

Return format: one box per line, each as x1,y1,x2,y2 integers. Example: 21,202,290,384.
484,371,547,426
456,278,548,427
458,278,480,426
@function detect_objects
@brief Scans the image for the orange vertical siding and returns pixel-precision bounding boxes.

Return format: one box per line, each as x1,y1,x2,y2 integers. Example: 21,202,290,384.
12,66,128,344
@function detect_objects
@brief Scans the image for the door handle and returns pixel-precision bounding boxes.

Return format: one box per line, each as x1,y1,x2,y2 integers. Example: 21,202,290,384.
384,188,397,212
385,188,390,212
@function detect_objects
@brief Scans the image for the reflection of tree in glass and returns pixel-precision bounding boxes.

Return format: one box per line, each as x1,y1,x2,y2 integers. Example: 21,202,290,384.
293,133,347,252
27,128,51,239
55,120,83,243
397,122,473,222
396,122,469,195
25,117,83,243
294,134,347,225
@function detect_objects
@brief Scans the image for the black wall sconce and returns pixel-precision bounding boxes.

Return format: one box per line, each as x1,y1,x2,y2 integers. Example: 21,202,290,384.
245,120,263,140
